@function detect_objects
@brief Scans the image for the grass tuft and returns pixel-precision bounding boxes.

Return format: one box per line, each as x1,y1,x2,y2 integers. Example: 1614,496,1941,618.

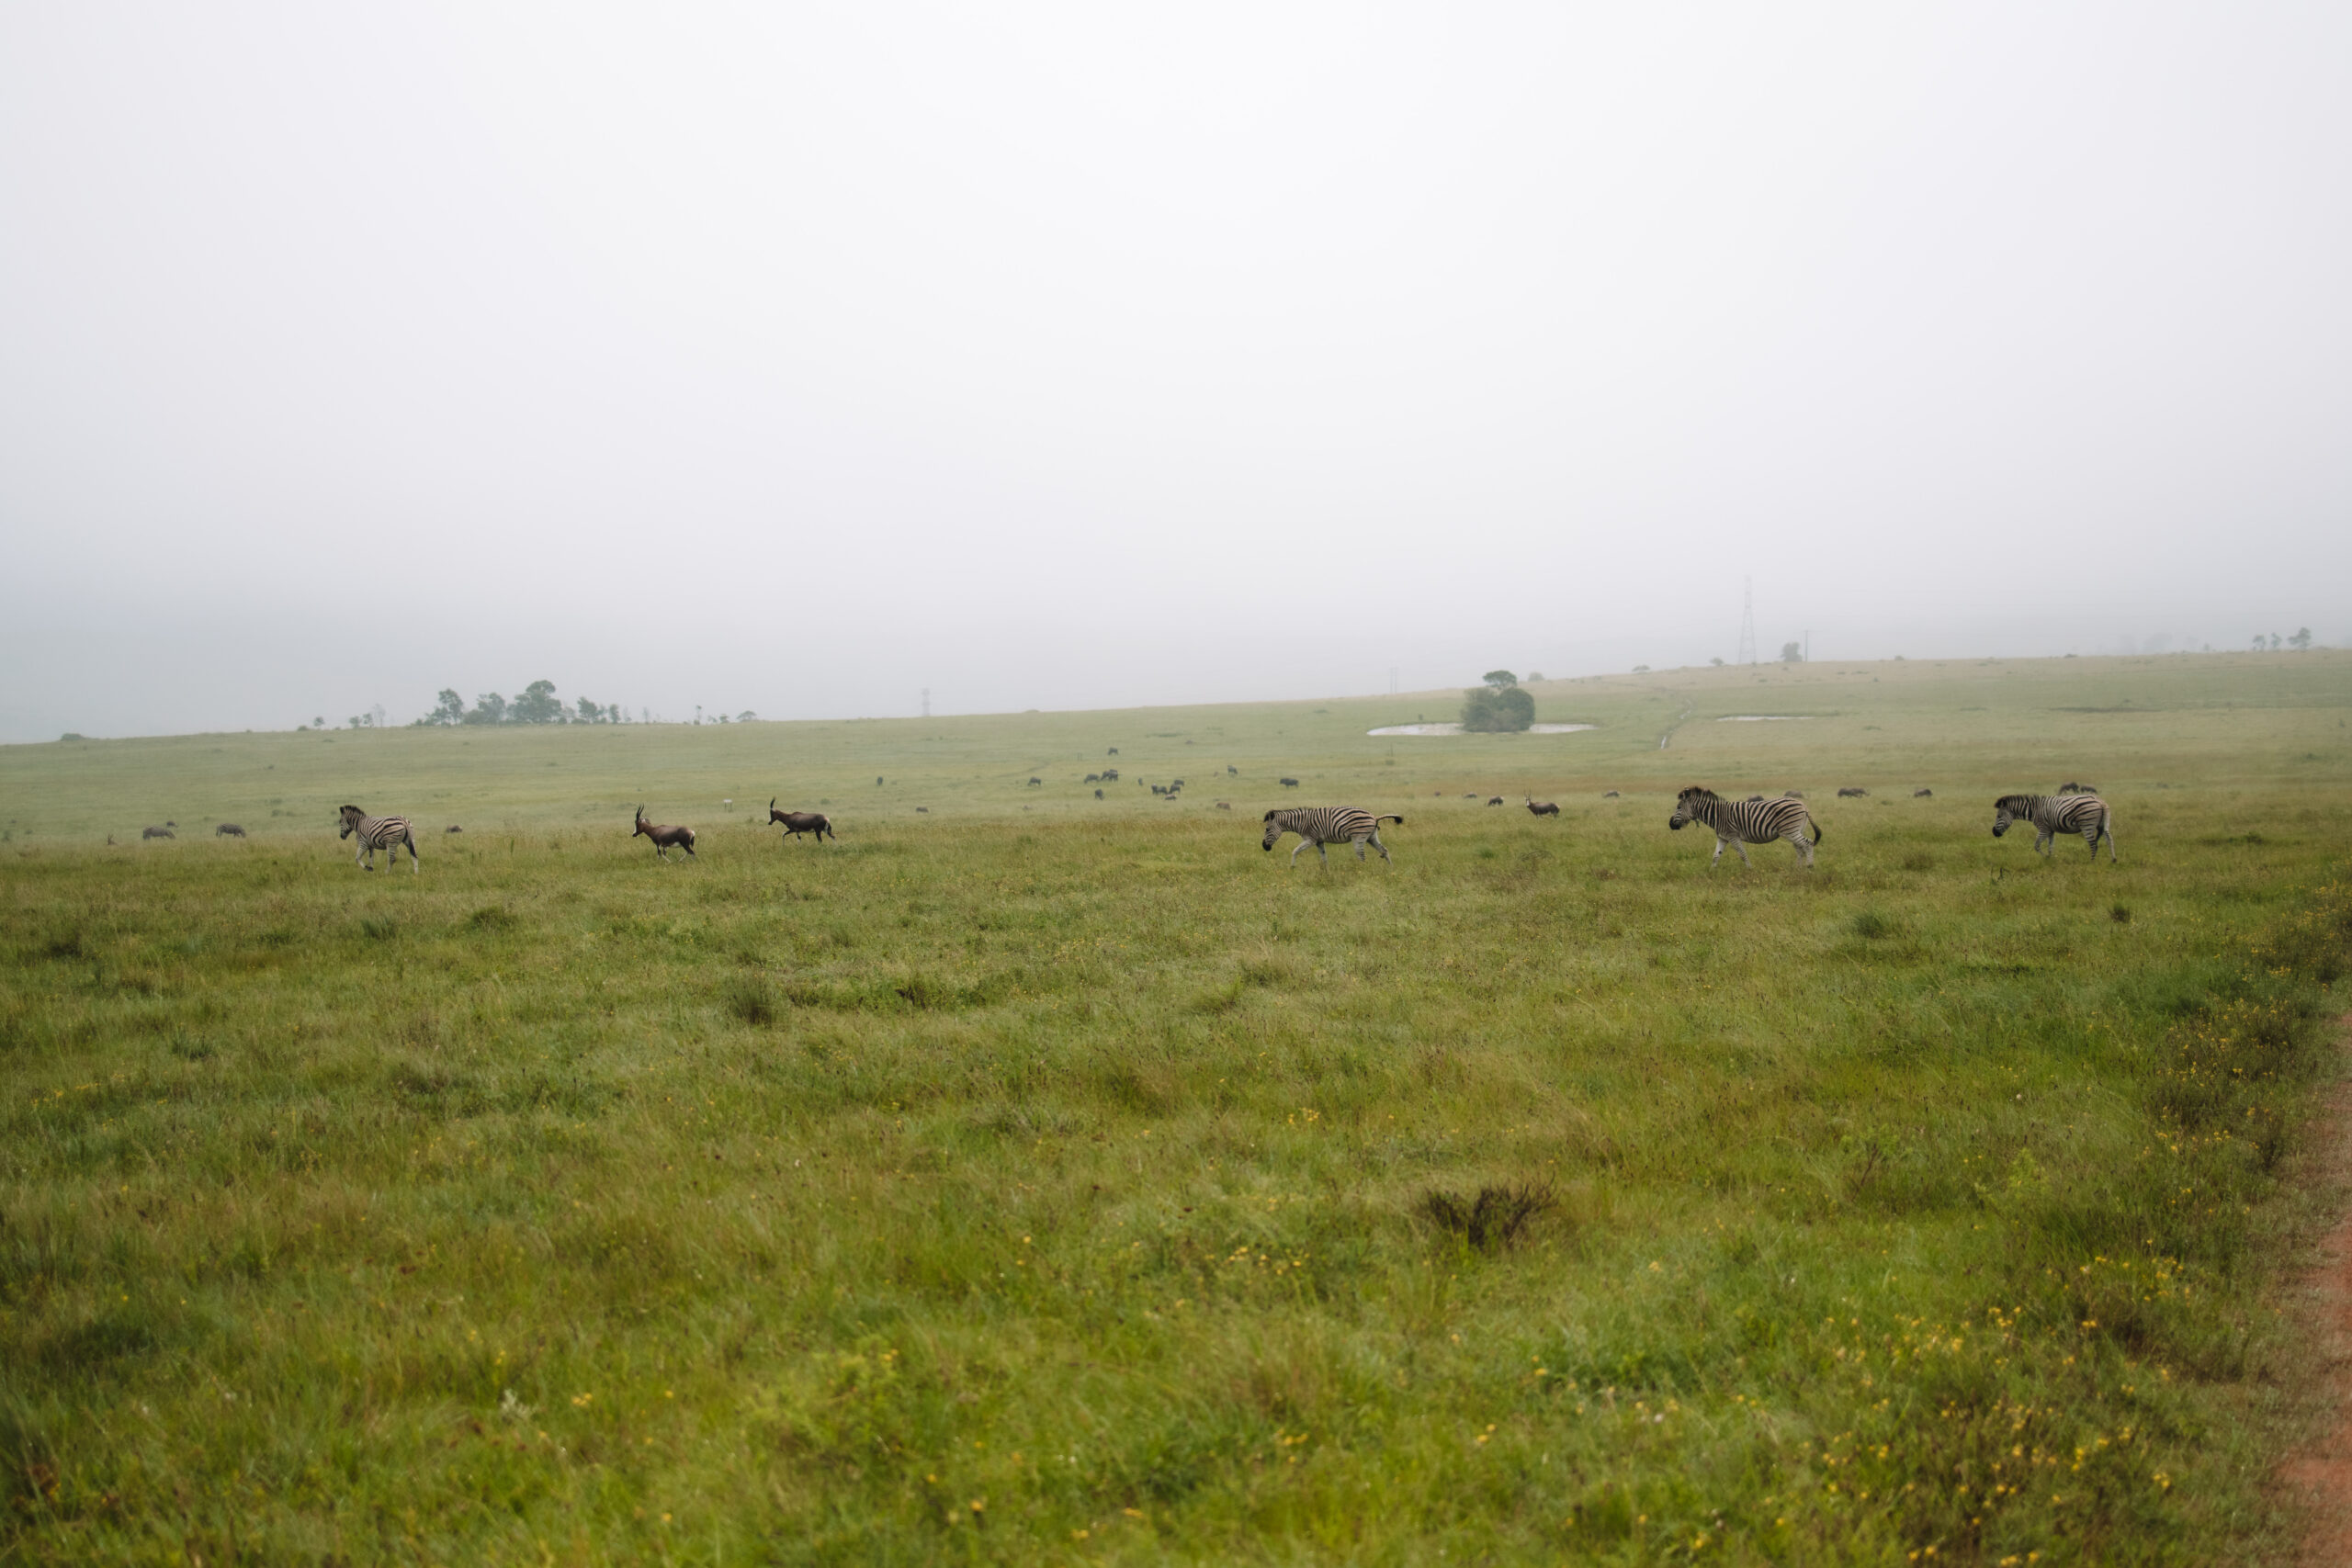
1417,1182,1555,1250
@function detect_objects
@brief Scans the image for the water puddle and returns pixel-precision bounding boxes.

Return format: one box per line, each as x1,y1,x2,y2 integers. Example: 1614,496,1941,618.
1366,723,1597,737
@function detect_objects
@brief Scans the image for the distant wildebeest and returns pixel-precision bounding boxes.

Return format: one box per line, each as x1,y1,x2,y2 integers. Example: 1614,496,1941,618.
1171,779,1184,788
1027,777,1041,786
215,822,245,838
1216,800,1232,810
141,825,174,840
1837,787,1868,798
1913,788,1933,798
1668,786,1821,869
2057,782,2097,795
1782,791,1805,800
1152,784,1169,795
1262,807,1404,866
338,805,419,873
916,807,929,813
1279,777,1301,788
1461,792,1479,798
1107,747,1119,755
767,798,835,842
876,776,884,785
445,824,463,833
1525,797,1559,817
1488,796,1505,806
1602,791,1620,798
166,821,176,828
631,805,695,862
1101,768,1120,782
1085,773,1101,784
1094,788,1103,799
1227,765,1238,775
1994,792,2116,861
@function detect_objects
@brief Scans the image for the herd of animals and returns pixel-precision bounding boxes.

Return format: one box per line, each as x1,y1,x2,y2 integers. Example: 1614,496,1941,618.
132,777,2109,874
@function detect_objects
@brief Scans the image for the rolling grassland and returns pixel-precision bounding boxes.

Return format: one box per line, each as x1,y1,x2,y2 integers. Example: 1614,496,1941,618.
4,650,2352,1564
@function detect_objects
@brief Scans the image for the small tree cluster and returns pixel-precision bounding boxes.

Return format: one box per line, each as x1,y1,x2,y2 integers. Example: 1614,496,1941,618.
1460,670,1535,733
418,682,628,726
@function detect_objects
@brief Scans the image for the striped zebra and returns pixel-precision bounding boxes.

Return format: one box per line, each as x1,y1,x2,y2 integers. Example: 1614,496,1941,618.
338,805,418,873
1667,786,1821,868
1261,807,1404,866
1992,793,2116,861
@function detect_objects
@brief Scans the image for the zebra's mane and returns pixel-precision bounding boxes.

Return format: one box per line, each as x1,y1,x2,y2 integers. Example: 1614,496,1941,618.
1677,785,1721,803
1993,794,2033,811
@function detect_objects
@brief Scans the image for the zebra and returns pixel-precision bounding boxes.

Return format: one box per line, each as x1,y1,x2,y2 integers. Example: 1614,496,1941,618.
338,805,419,873
1992,793,2116,861
1668,786,1821,869
1261,807,1403,866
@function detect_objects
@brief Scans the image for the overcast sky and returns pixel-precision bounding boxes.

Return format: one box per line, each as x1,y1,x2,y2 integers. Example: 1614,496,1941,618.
3,4,2347,738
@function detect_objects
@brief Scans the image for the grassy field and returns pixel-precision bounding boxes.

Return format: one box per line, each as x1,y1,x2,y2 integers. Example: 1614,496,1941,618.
5,650,2352,1564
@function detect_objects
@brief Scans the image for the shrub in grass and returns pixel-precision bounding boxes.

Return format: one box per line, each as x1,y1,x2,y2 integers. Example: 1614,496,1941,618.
1418,1182,1555,1249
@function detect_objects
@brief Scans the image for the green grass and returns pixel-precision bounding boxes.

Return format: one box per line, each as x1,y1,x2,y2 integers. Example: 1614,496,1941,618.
4,650,2352,1563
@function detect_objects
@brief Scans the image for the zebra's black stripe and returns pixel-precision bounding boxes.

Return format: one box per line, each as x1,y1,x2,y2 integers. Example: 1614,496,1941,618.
1992,794,2116,861
338,805,419,874
1667,786,1821,869
1261,806,1404,865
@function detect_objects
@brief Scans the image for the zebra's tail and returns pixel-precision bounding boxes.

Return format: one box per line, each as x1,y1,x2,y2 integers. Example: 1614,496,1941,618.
1811,818,1825,843
1378,815,1405,826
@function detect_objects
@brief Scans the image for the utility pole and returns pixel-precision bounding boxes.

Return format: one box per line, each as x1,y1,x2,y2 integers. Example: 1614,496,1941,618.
921,688,931,719
1736,577,1757,665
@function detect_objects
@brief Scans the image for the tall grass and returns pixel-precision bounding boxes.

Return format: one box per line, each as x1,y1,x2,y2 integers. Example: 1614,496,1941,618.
2,650,2350,1563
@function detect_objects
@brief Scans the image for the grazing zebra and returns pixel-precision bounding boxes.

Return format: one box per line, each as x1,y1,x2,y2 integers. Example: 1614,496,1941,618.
337,805,418,873
632,806,696,861
1668,786,1821,869
1261,807,1404,866
1992,793,2116,861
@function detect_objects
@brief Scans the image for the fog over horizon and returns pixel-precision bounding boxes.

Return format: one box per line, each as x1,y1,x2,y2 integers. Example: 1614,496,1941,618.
4,5,2348,741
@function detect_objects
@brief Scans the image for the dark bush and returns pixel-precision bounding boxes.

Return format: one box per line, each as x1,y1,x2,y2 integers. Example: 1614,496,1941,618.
1418,1182,1555,1249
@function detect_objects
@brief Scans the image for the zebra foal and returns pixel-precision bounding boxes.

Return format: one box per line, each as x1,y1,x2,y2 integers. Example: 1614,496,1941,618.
337,805,419,873
1261,807,1404,866
1992,793,2116,861
1667,786,1821,869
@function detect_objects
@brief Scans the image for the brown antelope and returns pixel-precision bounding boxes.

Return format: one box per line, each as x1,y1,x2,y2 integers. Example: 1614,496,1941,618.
766,798,835,842
1525,796,1560,818
633,805,696,861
